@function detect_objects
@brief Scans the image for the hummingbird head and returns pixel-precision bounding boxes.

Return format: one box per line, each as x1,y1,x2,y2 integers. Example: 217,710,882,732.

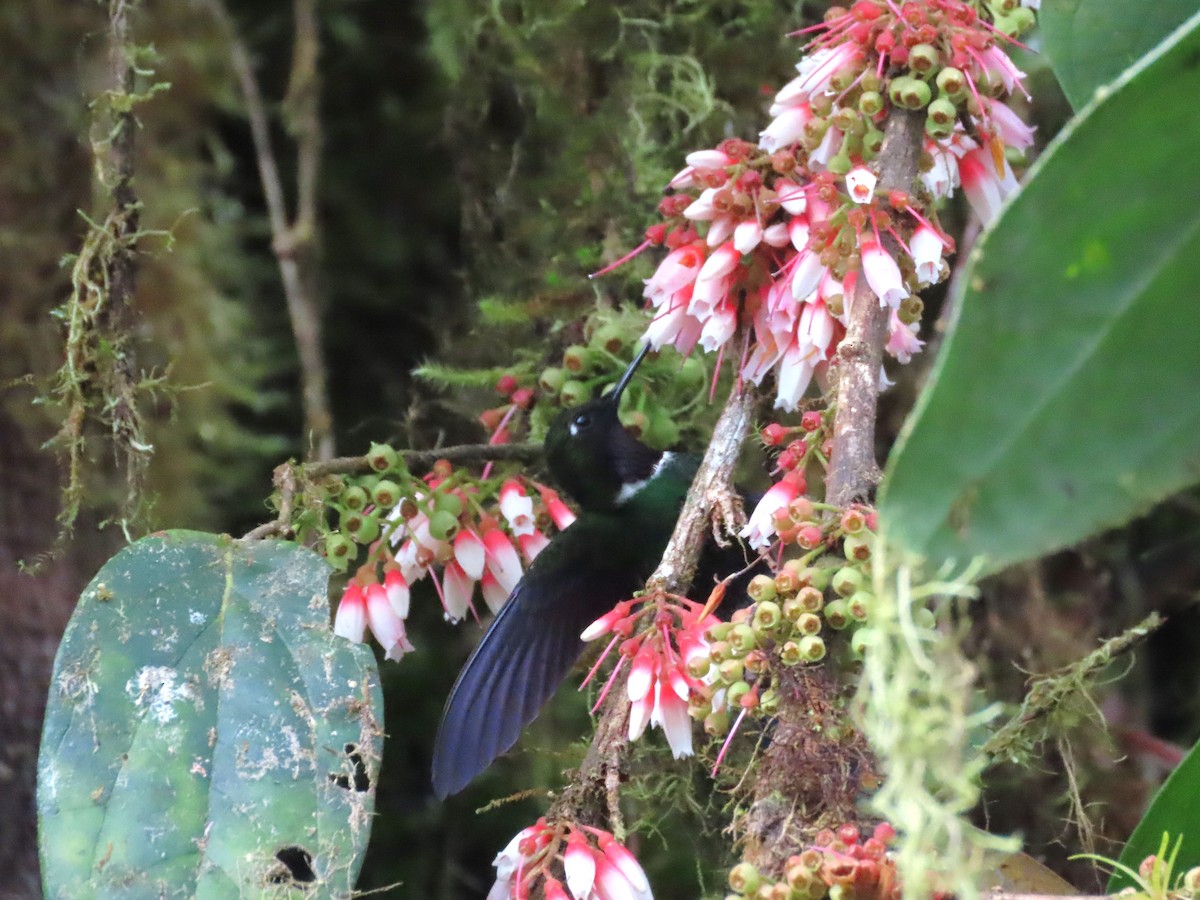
544,344,662,511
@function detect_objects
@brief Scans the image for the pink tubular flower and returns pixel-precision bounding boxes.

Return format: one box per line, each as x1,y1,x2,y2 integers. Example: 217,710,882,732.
538,486,576,531
977,96,1035,150
859,239,909,308
886,311,925,364
740,474,802,550
774,43,864,107
440,560,475,623
488,822,652,900
482,525,523,594
845,165,877,204
910,223,945,286
959,146,1019,225
453,529,486,581
499,480,535,536
644,292,703,355
758,104,812,152
978,45,1028,96
480,568,509,614
383,567,410,618
564,833,596,899
365,581,413,658
643,244,705,303
518,529,550,562
333,583,367,643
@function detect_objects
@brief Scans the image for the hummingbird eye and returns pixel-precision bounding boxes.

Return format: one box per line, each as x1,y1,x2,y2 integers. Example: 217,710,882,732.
569,411,592,435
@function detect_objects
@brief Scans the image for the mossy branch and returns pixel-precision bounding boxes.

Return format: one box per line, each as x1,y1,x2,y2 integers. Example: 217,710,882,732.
243,441,543,540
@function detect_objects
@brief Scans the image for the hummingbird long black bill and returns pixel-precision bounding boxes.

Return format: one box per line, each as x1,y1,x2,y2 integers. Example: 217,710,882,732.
609,341,651,404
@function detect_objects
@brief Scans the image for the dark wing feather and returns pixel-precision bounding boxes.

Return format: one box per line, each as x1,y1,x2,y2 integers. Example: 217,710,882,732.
432,527,643,798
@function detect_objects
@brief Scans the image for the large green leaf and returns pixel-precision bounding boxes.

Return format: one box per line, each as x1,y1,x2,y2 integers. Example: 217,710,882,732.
879,12,1200,571
1041,0,1196,110
1112,737,1200,890
38,531,383,899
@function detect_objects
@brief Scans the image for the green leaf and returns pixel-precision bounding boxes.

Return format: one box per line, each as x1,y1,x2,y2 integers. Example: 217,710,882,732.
879,12,1200,572
1041,0,1196,110
1112,738,1200,890
38,531,383,899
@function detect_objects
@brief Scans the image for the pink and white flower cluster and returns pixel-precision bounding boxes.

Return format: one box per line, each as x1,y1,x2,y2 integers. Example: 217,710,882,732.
581,594,720,758
333,472,577,656
488,820,653,900
610,0,1035,411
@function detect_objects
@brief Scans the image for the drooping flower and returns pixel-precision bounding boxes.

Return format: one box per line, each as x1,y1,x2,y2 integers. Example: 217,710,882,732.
440,560,475,623
959,146,1019,225
859,239,909,308
845,165,877,204
333,582,367,643
909,223,946,286
482,524,523,594
453,529,486,581
499,480,535,536
740,473,803,550
487,822,654,900
538,486,577,531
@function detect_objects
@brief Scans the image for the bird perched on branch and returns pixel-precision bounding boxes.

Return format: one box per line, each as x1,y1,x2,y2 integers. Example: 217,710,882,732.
432,344,754,798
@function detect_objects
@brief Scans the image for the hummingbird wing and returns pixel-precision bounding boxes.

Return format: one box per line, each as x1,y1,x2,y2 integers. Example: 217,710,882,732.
432,519,646,799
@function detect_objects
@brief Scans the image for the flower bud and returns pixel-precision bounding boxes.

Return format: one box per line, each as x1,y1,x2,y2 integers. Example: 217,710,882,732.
367,442,399,473
909,43,939,73
324,532,354,567
851,627,874,657
705,709,730,736
780,641,803,666
744,649,768,675
718,658,745,684
321,475,345,498
590,324,626,354
539,366,567,395
898,295,924,325
371,480,402,509
844,534,872,562
799,635,827,662
726,680,752,707
761,422,789,446
729,862,761,894
936,66,966,99
858,90,884,117
428,509,460,542
927,97,956,128
342,485,369,511
796,612,822,636
435,491,463,518
774,568,801,596
687,654,711,679
824,598,851,630
752,600,782,631
728,623,757,656
832,566,863,597
560,380,590,407
847,591,872,622
562,344,592,374
707,622,732,642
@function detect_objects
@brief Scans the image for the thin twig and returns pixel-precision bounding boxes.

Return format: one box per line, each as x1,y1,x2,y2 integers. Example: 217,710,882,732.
242,441,543,539
203,0,334,462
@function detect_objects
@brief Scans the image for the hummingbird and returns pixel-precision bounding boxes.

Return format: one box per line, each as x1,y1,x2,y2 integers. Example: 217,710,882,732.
432,344,755,798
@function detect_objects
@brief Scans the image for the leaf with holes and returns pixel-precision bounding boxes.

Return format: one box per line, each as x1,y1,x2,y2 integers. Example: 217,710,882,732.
878,11,1200,572
37,531,383,899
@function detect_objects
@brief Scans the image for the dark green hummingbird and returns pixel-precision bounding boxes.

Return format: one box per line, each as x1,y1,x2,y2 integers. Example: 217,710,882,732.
432,345,754,798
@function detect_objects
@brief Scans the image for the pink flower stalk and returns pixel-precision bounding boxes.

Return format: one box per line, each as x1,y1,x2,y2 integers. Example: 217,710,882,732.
383,567,410,618
440,560,475,623
845,165,877,204
958,146,1019,225
499,480,535,536
482,525,523,595
453,529,486,581
333,582,367,643
740,473,803,550
518,529,550,562
910,223,945,286
859,239,909,308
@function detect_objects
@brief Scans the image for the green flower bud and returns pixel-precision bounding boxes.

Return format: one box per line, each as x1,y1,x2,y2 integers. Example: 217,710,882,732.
847,591,872,622
890,76,931,110
752,600,783,631
824,598,851,631
797,586,825,612
748,574,778,603
371,479,402,509
589,324,626,354
898,296,925,325
726,680,752,707
562,344,593,374
342,485,369,512
927,97,957,127
729,862,761,894
687,654,711,679
863,125,885,158
843,534,872,562
858,90,884,117
759,687,780,715
936,66,967,99
718,658,745,685
806,565,832,591
914,606,937,629
909,43,940,74
324,532,354,569
428,508,460,542
560,379,590,407
320,475,346,498
351,513,381,544
434,491,463,518
796,612,822,636
538,366,567,395
925,114,955,139
832,106,860,135
367,442,399,473
707,622,732,642
799,635,827,662
832,566,862,598
705,709,730,736
728,623,757,656
780,641,803,666
708,640,732,662
851,627,874,658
